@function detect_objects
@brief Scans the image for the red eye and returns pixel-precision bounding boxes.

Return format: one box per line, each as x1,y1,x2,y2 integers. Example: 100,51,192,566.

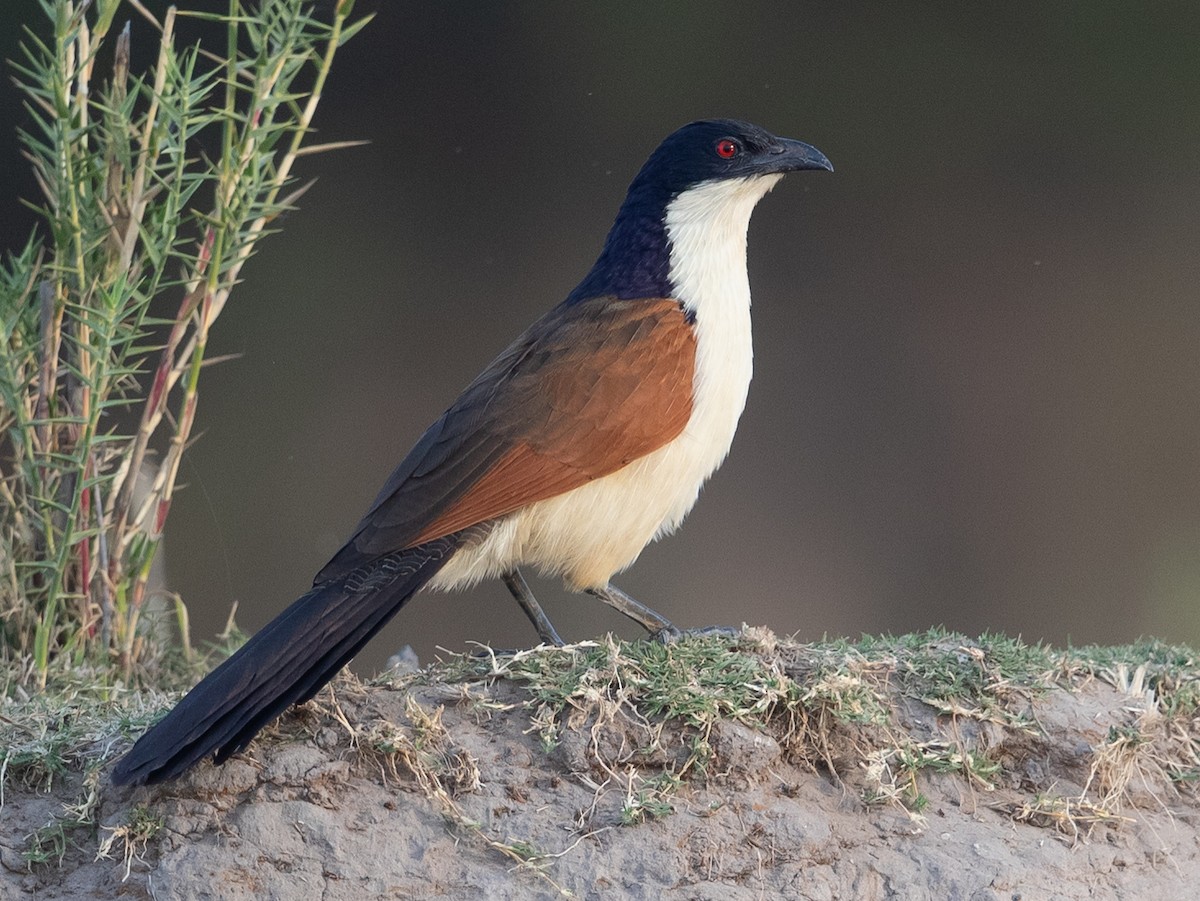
715,139,738,159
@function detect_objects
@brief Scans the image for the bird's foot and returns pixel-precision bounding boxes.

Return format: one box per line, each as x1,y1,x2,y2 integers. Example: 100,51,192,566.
649,624,740,644
648,624,683,643
470,646,524,659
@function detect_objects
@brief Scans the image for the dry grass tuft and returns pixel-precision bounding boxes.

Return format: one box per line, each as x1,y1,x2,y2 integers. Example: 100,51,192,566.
1006,793,1135,843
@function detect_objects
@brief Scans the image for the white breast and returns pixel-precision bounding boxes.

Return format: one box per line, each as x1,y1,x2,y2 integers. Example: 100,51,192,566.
430,174,783,592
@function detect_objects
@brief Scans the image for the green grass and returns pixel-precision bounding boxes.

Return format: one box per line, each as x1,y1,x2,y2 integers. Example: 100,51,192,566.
423,628,1060,757
406,628,1200,819
6,628,1200,869
1064,639,1200,716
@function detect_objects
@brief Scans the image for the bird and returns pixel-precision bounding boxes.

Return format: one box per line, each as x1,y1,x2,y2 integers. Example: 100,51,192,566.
111,118,832,786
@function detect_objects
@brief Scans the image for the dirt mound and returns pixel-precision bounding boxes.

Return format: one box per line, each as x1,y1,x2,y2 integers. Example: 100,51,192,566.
3,632,1199,899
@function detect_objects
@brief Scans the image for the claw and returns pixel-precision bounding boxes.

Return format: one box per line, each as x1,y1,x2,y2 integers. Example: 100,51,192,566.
650,624,738,644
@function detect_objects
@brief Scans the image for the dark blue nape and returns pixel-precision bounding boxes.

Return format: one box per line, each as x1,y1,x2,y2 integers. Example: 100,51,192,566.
565,192,673,303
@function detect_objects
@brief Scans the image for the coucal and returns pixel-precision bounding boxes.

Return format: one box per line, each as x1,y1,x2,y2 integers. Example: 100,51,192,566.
111,119,832,786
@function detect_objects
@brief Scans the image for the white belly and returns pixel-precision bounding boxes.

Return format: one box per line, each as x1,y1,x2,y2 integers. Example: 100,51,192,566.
428,174,776,593
428,354,749,591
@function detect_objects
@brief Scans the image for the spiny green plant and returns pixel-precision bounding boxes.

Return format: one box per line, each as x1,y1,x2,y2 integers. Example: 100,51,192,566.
0,0,370,688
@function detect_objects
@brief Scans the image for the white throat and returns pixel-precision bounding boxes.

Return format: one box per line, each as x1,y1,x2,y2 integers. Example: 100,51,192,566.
664,174,783,314
663,173,782,467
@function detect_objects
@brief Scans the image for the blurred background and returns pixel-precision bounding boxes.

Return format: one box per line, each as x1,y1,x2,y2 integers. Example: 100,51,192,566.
2,2,1199,671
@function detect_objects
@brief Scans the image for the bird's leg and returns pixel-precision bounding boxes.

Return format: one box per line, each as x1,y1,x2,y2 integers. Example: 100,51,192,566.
586,583,682,643
502,568,566,646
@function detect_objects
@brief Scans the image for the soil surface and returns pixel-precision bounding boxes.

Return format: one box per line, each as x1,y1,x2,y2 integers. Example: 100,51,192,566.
3,634,1199,900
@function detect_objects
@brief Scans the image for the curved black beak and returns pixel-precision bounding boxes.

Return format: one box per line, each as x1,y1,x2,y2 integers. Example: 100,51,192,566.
762,137,833,174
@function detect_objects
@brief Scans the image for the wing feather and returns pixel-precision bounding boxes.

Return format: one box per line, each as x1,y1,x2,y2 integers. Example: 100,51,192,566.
316,296,695,583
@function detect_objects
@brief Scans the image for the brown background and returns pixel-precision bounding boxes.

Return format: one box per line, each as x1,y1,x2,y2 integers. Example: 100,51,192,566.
2,2,1198,670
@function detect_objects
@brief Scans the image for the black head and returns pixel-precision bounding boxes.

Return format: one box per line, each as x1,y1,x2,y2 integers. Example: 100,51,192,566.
626,118,832,204
567,119,832,304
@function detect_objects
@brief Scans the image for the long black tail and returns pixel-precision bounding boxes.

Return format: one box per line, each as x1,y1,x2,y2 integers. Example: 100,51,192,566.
111,535,462,786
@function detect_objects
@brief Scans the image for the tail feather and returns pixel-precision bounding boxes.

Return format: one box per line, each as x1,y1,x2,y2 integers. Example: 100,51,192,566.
111,536,461,786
